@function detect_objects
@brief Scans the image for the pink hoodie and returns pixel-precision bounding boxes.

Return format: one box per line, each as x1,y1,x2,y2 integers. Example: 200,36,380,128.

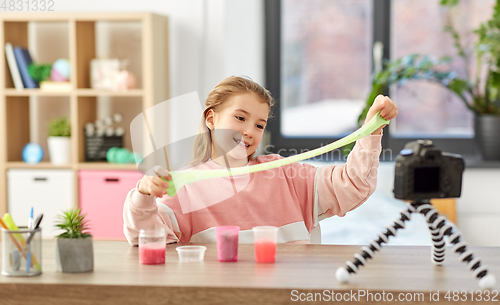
123,135,382,245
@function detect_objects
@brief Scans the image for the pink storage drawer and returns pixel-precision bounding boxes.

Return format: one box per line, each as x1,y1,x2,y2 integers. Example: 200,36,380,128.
79,170,143,240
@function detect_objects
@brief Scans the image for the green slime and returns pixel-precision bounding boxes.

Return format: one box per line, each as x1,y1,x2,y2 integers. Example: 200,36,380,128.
163,113,389,197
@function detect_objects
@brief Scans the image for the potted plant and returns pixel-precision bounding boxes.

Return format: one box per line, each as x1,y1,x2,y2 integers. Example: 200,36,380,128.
358,0,500,160
47,117,71,164
55,208,94,273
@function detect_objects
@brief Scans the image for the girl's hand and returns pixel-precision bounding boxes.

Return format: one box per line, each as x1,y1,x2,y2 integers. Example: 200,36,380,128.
364,95,398,135
137,166,172,197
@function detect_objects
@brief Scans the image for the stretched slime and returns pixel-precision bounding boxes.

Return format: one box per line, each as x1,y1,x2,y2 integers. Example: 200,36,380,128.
163,113,390,197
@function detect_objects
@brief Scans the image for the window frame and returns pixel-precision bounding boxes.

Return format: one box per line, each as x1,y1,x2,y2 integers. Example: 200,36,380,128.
265,0,484,164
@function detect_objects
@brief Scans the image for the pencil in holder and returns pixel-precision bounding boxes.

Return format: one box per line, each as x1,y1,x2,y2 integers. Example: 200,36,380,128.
1,227,42,277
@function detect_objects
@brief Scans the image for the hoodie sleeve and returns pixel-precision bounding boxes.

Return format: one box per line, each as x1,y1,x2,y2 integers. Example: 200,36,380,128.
123,181,180,246
316,134,382,218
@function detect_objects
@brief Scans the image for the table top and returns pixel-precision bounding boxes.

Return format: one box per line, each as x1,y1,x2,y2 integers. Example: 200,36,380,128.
0,240,499,304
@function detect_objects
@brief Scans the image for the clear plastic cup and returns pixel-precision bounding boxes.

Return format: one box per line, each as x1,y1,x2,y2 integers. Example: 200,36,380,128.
139,228,166,265
176,246,207,262
253,226,278,263
216,226,240,262
2,227,42,276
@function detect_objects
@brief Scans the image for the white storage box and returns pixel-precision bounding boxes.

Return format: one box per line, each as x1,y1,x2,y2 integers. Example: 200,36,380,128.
7,169,74,238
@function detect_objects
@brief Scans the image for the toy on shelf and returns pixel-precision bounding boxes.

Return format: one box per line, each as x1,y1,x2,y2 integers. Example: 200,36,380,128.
22,143,44,164
84,113,126,162
114,69,136,91
90,59,136,92
50,58,70,82
85,113,124,137
106,147,138,164
33,58,72,91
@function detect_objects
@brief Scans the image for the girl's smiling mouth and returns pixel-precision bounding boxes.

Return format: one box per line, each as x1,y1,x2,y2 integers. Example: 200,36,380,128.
233,138,250,149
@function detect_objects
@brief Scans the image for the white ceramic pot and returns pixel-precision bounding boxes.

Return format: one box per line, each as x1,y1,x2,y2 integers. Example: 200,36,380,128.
48,136,71,164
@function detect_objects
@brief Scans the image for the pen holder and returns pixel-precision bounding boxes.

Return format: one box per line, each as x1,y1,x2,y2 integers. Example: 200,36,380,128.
2,227,42,277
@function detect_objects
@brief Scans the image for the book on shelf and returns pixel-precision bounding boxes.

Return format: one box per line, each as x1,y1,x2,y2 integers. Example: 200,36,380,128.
13,47,39,89
4,43,24,90
39,81,72,92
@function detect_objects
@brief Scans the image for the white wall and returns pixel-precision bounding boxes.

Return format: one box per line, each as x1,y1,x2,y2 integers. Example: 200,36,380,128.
458,168,500,246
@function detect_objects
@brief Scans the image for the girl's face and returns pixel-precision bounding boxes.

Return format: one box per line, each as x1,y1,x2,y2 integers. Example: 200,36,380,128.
207,93,269,160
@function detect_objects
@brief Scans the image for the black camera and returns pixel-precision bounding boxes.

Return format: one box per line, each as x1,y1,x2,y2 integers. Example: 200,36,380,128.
393,140,465,201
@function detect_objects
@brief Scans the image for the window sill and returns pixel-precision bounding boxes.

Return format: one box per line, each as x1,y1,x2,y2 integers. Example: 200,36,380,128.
462,155,500,168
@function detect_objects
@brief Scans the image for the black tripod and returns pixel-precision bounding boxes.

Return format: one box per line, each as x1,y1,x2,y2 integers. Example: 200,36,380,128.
335,200,497,289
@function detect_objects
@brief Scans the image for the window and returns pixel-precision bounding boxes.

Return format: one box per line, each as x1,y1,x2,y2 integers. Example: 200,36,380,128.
281,0,372,137
265,0,495,162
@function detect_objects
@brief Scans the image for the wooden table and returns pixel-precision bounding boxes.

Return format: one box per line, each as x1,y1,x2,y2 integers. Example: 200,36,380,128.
0,240,498,304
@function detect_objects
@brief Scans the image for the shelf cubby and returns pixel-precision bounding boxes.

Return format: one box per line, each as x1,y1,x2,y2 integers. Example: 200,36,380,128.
3,21,28,89
5,95,70,163
3,20,70,89
76,20,143,90
76,96,142,162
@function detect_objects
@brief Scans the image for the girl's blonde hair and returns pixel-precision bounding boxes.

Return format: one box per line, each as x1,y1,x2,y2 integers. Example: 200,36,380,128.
192,76,275,165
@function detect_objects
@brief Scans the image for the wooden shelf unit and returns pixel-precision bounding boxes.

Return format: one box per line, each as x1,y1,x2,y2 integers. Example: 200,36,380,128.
0,12,169,216
6,161,73,169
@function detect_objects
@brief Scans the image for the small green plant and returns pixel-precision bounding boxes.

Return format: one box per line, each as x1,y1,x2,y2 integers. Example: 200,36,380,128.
55,208,91,239
28,63,52,82
48,117,71,137
358,54,460,126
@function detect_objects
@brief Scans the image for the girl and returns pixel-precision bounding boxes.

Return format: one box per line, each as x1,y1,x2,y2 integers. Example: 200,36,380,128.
123,76,398,245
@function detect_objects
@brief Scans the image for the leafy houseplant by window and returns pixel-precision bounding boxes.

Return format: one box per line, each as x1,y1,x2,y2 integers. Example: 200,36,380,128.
359,0,500,160
55,208,94,273
47,117,71,164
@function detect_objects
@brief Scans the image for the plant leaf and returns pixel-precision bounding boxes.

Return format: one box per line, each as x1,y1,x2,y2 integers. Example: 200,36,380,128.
54,208,92,239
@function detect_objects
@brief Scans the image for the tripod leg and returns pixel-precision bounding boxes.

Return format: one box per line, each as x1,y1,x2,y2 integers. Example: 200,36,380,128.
336,207,413,283
416,202,497,289
414,202,446,265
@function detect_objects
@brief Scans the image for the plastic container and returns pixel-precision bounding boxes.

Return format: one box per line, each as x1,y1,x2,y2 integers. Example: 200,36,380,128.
139,228,166,265
2,227,42,276
176,246,207,262
216,226,240,262
253,226,278,263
